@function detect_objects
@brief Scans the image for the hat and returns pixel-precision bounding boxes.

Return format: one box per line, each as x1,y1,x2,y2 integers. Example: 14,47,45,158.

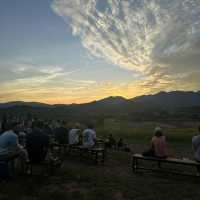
154,126,162,134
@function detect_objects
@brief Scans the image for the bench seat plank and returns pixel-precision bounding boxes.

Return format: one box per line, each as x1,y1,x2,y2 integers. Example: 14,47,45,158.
132,153,200,176
133,154,200,166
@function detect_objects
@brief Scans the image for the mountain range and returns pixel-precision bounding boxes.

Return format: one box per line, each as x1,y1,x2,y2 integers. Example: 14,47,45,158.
1,91,200,120
1,91,200,109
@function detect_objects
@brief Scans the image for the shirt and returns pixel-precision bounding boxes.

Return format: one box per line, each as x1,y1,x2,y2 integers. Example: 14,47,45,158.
192,135,200,161
0,130,19,155
151,136,167,157
68,128,80,145
82,129,96,147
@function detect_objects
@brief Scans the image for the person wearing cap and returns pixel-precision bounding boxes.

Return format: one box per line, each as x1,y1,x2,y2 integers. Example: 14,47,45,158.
143,127,167,158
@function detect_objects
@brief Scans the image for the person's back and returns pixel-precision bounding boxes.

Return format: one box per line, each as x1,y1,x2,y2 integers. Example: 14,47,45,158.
26,124,49,163
0,130,18,156
151,135,167,158
68,128,80,145
54,126,68,145
82,125,96,148
117,138,124,149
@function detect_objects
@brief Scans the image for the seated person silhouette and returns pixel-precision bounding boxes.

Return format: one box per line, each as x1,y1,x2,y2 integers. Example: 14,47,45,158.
26,121,49,164
143,127,167,158
82,124,96,148
68,123,81,146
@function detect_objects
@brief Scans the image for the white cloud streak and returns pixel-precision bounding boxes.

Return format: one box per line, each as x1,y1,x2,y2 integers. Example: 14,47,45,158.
52,0,200,91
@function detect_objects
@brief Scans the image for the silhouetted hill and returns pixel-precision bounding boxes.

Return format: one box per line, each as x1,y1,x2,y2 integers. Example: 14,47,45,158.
90,96,126,105
0,101,51,108
131,91,200,108
1,91,200,120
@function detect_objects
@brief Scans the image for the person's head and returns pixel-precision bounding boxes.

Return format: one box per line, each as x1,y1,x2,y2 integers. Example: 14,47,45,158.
87,123,94,129
74,123,80,129
5,122,20,134
154,127,163,137
32,120,44,129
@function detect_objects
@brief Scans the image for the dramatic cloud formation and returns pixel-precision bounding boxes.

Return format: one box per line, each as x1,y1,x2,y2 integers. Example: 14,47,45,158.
52,0,200,93
1,0,200,104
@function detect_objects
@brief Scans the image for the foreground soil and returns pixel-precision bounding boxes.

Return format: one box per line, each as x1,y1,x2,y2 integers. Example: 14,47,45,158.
0,150,200,200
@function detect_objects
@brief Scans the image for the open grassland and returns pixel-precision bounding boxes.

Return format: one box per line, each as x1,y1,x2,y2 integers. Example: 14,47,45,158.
0,120,200,200
96,120,200,158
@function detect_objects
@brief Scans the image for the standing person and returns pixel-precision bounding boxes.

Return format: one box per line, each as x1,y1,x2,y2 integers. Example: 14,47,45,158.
26,121,49,164
68,123,81,145
143,127,167,158
82,124,96,148
192,126,200,162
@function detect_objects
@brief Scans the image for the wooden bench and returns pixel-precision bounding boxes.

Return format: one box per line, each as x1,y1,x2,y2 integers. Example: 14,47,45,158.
79,146,105,164
132,153,200,176
67,145,105,164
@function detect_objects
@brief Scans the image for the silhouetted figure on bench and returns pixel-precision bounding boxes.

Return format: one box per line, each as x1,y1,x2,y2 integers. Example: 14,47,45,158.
0,122,28,177
117,138,130,152
82,124,96,148
143,127,167,158
105,134,116,149
26,121,49,164
68,123,81,146
53,121,68,145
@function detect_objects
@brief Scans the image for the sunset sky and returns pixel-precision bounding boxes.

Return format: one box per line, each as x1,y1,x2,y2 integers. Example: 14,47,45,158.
0,0,200,104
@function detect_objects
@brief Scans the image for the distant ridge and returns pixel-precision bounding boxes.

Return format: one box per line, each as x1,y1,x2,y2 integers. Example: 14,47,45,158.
0,91,200,109
0,101,51,108
131,91,200,107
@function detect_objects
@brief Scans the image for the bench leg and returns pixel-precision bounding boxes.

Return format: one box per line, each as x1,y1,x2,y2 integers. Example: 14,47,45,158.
132,157,138,173
101,150,105,163
196,165,200,176
95,152,98,164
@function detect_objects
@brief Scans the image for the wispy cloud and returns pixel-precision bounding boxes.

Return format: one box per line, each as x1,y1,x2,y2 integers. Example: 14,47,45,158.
52,0,200,92
0,62,97,103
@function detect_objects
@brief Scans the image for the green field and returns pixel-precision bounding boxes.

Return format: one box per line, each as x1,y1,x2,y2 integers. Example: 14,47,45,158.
96,119,199,157
0,120,200,200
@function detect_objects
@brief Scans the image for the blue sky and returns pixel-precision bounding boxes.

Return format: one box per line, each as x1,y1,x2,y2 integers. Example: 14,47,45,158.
0,0,200,103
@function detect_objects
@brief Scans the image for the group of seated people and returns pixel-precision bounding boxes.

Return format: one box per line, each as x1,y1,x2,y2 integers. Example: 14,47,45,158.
105,134,130,152
68,123,97,148
0,119,99,178
1,117,200,178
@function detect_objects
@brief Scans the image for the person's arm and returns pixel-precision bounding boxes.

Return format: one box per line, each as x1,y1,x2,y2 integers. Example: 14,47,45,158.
150,137,155,151
93,131,97,144
192,137,197,152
